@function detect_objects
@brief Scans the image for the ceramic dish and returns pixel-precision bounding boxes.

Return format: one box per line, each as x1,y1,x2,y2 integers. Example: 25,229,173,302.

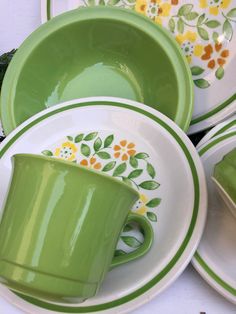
41,0,236,133
192,130,236,304
197,114,236,148
0,97,207,313
0,7,193,135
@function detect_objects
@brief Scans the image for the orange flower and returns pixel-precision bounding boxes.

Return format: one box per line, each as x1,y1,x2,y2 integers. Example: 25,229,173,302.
113,140,136,161
201,43,229,69
80,157,101,170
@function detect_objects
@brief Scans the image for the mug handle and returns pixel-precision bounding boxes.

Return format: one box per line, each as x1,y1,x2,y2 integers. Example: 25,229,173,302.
110,212,153,269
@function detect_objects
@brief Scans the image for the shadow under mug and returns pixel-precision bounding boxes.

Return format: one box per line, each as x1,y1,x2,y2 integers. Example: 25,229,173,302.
0,154,153,303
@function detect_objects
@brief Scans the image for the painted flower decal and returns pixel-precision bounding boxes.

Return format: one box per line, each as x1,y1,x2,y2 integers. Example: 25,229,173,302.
176,31,203,63
201,43,229,68
135,0,171,24
199,0,231,15
42,131,161,229
80,157,102,170
54,142,77,161
113,140,136,161
135,194,149,215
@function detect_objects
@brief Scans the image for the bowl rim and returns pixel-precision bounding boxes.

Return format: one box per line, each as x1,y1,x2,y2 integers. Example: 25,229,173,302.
0,6,193,135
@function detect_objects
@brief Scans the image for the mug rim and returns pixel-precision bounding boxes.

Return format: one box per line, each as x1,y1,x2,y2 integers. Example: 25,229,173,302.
13,153,140,199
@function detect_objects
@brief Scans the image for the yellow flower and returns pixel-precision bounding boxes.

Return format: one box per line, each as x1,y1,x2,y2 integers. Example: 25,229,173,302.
54,142,77,161
176,31,203,63
199,0,231,15
80,157,102,170
134,194,149,215
135,0,171,24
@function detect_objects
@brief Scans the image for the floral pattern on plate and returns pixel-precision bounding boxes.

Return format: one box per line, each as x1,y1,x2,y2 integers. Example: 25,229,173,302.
42,131,161,254
77,0,236,89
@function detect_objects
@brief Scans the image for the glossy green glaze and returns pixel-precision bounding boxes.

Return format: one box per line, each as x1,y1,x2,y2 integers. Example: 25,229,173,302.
0,7,193,134
0,154,153,303
213,148,236,203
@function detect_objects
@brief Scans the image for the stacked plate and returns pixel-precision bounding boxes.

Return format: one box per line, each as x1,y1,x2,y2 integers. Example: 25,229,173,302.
0,2,235,313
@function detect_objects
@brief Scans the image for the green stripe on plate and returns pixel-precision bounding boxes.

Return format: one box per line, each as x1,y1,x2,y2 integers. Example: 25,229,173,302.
191,93,236,125
199,131,236,157
195,252,236,296
47,0,51,21
0,101,200,312
214,120,236,138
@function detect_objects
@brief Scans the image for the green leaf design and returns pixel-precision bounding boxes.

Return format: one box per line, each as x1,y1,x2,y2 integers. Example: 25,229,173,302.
102,161,116,172
96,151,111,159
123,224,133,232
197,13,206,25
42,150,53,156
194,79,210,89
139,180,160,190
128,169,143,179
184,12,198,21
122,177,133,187
215,67,224,80
205,20,221,28
223,20,233,41
114,249,126,257
135,153,149,159
87,0,96,5
147,163,155,179
99,0,106,4
146,198,161,208
113,163,127,176
197,27,209,40
81,143,91,157
177,18,184,34
84,132,98,141
107,0,120,4
75,133,84,143
168,18,175,33
191,66,204,76
104,134,114,148
67,136,73,141
227,8,236,18
121,236,142,248
94,137,102,151
178,4,193,16
147,212,157,222
212,31,219,43
130,156,138,168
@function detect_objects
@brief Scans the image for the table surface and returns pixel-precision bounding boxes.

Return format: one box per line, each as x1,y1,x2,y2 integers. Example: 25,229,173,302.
0,1,236,313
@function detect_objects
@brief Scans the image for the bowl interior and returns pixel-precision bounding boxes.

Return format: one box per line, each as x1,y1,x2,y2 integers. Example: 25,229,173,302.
13,18,180,127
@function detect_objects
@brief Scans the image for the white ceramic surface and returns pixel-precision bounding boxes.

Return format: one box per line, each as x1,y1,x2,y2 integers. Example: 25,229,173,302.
197,114,236,148
0,97,207,314
41,0,236,133
192,130,236,304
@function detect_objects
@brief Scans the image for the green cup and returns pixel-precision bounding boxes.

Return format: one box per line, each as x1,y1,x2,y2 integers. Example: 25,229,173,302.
0,154,153,303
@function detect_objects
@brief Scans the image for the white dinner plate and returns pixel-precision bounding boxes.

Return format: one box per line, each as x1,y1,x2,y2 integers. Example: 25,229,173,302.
0,97,207,313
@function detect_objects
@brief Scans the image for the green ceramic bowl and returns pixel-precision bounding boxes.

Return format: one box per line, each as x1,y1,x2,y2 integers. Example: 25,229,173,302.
0,7,193,135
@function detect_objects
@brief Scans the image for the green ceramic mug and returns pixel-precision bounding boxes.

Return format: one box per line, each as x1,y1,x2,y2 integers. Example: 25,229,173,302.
0,154,153,303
